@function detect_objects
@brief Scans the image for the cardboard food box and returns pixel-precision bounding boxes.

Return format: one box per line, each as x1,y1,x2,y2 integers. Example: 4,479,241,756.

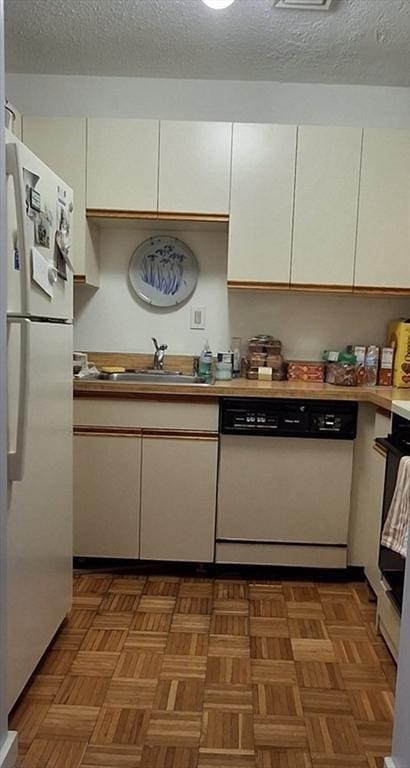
388,319,410,387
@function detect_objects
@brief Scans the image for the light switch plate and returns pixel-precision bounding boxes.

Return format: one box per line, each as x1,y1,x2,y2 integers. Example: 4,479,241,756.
190,306,206,330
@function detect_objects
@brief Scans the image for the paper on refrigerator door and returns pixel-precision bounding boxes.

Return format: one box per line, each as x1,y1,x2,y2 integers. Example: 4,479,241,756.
31,247,53,298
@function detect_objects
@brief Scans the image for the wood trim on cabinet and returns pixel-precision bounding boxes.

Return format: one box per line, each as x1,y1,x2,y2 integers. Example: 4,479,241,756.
74,425,142,437
74,274,87,285
376,407,392,419
353,285,410,296
227,280,290,292
142,428,218,441
86,209,229,223
372,442,387,458
291,283,353,294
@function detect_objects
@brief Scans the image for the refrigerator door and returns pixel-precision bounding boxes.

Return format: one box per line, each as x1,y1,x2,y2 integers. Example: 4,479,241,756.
6,130,73,321
7,321,73,711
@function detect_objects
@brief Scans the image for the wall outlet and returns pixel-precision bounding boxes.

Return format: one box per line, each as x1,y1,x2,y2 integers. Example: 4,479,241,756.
190,306,206,330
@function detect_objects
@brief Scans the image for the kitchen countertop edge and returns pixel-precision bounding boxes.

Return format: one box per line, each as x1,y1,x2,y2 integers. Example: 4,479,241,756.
73,378,410,412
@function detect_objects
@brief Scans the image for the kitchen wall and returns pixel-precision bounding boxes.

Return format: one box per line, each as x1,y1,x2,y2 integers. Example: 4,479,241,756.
74,225,410,358
6,74,410,127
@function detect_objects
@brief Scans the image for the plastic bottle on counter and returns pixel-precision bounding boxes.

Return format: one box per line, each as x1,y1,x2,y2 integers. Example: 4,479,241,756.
198,340,213,382
364,345,380,387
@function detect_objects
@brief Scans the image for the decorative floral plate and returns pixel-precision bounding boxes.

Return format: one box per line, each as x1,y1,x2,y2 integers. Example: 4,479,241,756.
128,235,199,307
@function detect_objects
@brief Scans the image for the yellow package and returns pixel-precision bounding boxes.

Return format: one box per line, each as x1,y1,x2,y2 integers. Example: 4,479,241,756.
388,319,410,387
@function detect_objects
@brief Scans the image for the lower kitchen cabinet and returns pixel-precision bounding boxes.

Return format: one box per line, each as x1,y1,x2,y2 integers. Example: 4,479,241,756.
140,434,218,562
73,430,141,558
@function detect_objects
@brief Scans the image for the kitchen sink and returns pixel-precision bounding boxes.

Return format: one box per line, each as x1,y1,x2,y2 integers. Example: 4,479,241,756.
98,370,209,384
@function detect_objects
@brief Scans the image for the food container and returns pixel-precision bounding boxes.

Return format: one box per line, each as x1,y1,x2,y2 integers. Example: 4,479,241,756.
265,341,282,355
388,319,410,387
326,363,359,387
248,336,282,355
266,354,284,370
247,353,267,367
378,347,394,386
215,352,233,381
287,361,325,383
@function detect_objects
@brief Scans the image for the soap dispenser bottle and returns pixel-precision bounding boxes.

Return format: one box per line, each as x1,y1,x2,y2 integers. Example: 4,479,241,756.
199,340,213,382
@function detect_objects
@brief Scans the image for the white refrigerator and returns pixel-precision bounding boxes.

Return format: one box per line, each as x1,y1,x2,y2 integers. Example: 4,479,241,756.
6,129,73,712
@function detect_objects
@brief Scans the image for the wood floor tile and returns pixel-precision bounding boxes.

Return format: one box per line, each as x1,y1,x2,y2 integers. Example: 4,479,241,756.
305,715,362,756
124,632,168,653
250,618,290,638
25,674,64,703
54,676,110,706
109,578,146,595
250,637,293,661
81,743,143,767
154,679,204,712
140,745,197,767
91,707,150,746
9,701,50,753
171,615,211,634
100,593,142,612
203,684,253,712
114,651,164,680
299,689,352,716
176,597,213,615
286,604,325,621
161,655,207,680
105,679,157,709
80,628,129,652
211,614,249,636
71,651,120,677
215,581,248,600
38,705,99,741
291,640,336,663
54,629,88,651
11,574,395,768
144,580,180,597
288,620,329,640
165,632,208,656
251,661,297,685
347,689,394,722
208,635,250,657
200,710,254,752
206,656,251,684
21,738,87,768
214,598,249,615
254,716,308,749
295,662,344,690
338,664,390,689
255,748,312,767
253,685,303,717
146,711,202,747
92,612,134,630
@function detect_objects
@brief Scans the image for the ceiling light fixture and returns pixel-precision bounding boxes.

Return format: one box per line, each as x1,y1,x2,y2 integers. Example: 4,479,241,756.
201,0,236,10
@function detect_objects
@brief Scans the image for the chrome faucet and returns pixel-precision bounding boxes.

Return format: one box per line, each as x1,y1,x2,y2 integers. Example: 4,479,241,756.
152,337,168,370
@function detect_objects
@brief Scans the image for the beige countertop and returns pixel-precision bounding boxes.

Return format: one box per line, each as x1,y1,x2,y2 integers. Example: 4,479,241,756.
73,376,410,411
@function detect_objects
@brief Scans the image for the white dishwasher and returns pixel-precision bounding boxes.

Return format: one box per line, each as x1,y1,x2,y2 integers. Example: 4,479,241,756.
216,398,357,568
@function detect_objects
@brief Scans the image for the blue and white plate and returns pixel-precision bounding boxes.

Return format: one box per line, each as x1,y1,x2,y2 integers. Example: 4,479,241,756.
129,236,199,307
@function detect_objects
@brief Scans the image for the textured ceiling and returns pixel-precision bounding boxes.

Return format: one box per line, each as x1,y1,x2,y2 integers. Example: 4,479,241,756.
5,0,410,86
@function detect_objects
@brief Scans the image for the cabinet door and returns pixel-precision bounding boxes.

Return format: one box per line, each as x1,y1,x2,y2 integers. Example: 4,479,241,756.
228,123,296,285
159,121,232,214
22,117,99,283
140,436,217,561
355,129,410,289
74,431,141,558
291,126,362,287
87,119,159,211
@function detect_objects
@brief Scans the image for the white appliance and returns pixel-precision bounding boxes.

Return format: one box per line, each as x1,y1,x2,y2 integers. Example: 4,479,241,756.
6,129,73,711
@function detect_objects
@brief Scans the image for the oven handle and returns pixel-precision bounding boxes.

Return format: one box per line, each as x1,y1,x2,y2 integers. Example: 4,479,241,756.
375,437,405,457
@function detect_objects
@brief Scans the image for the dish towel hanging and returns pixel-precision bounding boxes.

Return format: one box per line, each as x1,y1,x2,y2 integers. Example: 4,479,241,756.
381,455,410,558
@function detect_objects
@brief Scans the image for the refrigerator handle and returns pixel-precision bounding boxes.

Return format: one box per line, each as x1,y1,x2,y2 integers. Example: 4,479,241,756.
6,142,31,316
7,318,30,482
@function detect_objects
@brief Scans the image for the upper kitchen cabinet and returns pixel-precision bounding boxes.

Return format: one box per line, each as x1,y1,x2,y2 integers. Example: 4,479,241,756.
158,121,232,215
291,126,362,289
228,123,297,286
86,119,159,211
355,129,410,291
22,116,99,286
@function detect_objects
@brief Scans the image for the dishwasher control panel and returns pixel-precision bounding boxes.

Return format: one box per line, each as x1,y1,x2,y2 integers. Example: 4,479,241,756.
220,398,357,439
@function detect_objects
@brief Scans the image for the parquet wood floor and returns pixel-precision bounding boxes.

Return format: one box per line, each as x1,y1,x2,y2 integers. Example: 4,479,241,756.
10,575,396,768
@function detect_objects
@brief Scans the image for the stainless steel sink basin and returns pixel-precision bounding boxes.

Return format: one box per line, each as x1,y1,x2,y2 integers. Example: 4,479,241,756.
99,371,208,384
